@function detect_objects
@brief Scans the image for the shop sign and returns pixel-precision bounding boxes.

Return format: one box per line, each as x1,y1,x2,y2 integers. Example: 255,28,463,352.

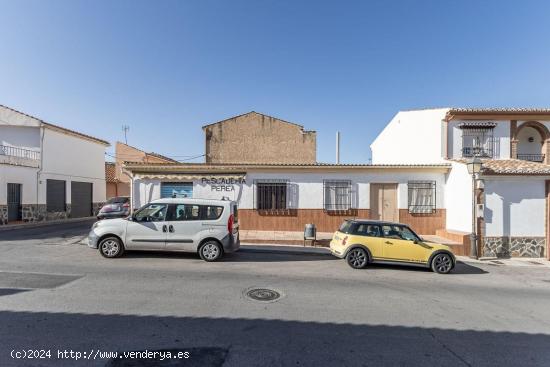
201,177,246,192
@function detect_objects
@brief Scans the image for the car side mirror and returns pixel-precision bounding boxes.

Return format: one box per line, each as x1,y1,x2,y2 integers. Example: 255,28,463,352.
413,240,419,244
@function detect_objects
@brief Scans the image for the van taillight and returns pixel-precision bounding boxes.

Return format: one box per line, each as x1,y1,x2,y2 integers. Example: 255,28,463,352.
228,214,234,233
342,236,348,246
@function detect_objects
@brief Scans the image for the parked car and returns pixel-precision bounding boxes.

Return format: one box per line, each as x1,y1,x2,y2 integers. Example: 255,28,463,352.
97,196,130,219
88,198,240,261
330,219,455,273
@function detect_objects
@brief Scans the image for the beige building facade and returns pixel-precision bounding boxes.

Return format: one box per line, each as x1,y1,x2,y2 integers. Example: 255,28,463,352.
203,112,316,164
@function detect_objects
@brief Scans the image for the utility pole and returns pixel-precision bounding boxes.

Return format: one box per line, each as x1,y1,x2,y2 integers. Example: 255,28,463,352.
122,125,130,144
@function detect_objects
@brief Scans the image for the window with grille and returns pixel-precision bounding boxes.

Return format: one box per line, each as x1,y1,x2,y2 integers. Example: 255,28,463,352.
255,180,288,210
460,125,496,158
408,181,436,214
323,180,352,211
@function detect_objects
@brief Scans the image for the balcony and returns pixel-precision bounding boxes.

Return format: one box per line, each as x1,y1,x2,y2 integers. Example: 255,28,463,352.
461,146,493,158
516,154,545,163
0,145,41,167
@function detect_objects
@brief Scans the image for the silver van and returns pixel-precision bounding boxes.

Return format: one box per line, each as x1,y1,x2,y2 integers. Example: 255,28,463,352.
88,198,240,261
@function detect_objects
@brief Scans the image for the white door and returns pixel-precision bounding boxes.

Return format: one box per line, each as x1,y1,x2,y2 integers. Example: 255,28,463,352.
125,203,168,250
165,203,204,251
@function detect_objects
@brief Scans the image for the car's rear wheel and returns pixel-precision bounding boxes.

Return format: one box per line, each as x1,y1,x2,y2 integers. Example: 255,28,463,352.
199,241,223,262
431,253,453,274
99,237,124,258
346,248,368,269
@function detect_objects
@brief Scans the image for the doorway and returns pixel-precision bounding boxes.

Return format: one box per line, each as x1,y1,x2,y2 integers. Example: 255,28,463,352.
370,183,398,222
7,183,22,222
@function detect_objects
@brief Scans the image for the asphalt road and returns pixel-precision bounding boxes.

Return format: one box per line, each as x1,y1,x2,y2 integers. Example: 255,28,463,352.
1,222,550,366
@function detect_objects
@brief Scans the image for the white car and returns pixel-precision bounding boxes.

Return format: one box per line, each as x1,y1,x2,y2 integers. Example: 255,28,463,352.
88,198,240,261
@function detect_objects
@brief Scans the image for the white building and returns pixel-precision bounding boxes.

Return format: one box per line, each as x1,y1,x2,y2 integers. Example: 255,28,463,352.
0,105,110,224
125,162,450,236
372,108,550,258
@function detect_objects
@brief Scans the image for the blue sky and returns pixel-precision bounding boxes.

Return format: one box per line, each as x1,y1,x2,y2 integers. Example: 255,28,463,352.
1,0,550,163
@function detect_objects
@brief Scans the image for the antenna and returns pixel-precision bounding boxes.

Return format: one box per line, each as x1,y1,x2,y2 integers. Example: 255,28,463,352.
122,125,130,144
336,131,340,164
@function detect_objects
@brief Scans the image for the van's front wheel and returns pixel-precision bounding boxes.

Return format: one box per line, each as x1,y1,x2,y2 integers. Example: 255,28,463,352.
199,241,223,262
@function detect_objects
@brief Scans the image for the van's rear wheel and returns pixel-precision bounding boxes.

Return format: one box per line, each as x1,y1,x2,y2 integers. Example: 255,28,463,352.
199,241,223,262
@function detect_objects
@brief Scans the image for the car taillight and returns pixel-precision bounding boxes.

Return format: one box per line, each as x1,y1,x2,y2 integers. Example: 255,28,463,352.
228,214,234,234
123,203,130,208
342,236,348,246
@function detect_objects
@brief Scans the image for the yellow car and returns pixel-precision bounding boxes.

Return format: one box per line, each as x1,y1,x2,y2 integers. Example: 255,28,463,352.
330,219,455,274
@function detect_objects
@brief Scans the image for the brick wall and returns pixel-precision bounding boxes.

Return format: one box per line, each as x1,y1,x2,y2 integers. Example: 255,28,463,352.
204,112,316,164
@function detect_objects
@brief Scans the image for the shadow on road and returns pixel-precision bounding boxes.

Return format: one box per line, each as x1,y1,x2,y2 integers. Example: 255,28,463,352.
1,310,549,366
0,220,95,242
121,249,337,263
365,261,488,275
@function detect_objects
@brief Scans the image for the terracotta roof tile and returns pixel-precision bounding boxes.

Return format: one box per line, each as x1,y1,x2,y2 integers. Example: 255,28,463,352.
450,158,550,175
105,162,117,182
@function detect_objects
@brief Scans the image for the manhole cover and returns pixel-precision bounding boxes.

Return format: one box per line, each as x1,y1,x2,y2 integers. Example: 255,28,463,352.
246,288,281,302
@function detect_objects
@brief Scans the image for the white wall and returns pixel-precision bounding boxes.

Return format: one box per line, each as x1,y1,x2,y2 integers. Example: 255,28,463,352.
132,169,447,211
0,165,39,205
0,125,40,150
516,126,544,155
371,109,449,164
484,177,546,237
40,128,107,203
444,162,473,233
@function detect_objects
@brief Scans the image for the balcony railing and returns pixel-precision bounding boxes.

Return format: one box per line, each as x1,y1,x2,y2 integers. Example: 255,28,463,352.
517,154,545,163
462,146,493,158
0,145,41,160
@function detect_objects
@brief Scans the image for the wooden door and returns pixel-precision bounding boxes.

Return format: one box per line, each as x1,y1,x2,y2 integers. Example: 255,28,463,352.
370,183,398,222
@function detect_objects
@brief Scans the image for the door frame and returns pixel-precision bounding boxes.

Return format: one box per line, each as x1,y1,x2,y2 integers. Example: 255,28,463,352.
370,183,398,222
7,183,22,222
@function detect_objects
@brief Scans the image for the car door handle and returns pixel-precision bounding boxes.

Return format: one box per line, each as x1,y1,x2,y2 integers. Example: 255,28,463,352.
162,225,167,233
169,225,174,233
385,241,393,245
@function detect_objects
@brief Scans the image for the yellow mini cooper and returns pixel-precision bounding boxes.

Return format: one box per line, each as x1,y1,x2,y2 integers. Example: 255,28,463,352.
330,220,455,274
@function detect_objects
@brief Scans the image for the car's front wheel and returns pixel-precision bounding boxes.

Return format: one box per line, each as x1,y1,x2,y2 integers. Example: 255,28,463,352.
99,237,124,258
431,253,453,274
346,248,368,269
199,241,223,262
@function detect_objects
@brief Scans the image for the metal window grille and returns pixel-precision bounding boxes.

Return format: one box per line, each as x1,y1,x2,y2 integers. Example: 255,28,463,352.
408,181,436,214
460,127,497,158
323,180,352,211
254,180,289,210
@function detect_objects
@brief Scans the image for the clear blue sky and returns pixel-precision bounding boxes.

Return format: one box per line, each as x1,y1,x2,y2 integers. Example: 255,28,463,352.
1,0,550,163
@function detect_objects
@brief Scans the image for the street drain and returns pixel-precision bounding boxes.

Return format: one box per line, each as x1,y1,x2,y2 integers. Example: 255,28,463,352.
246,288,281,302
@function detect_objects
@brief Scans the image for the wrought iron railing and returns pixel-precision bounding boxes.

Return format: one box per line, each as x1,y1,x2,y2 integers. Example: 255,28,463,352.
516,154,545,163
0,145,41,160
462,146,493,158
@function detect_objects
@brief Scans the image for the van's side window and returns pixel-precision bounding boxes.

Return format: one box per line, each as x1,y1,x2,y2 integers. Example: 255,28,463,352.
169,204,201,221
135,204,167,222
204,206,224,220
